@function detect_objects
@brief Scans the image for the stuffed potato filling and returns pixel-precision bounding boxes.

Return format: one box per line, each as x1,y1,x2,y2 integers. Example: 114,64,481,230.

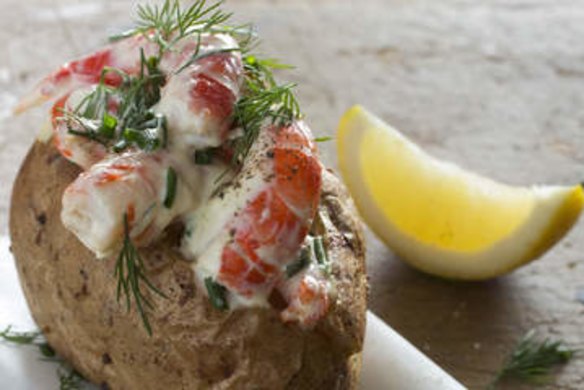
18,2,331,330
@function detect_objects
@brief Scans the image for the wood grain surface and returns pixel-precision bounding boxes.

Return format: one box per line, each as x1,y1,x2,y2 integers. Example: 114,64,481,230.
0,0,583,389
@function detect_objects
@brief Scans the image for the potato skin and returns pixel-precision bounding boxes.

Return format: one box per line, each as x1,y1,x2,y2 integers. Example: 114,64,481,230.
9,141,367,390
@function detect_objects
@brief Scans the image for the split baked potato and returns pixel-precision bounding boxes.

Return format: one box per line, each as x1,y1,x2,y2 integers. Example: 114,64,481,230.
9,140,367,389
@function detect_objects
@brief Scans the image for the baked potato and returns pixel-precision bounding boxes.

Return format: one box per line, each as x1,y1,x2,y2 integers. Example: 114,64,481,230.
9,140,367,389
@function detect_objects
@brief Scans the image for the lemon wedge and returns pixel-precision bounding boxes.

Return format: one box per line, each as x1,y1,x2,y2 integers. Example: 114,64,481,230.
337,105,584,280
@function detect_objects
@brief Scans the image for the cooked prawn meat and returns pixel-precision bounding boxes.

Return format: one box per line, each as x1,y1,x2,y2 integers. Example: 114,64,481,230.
50,88,111,170
183,121,325,325
21,27,330,327
16,33,159,114
156,34,243,149
18,33,243,155
280,262,330,327
61,151,194,258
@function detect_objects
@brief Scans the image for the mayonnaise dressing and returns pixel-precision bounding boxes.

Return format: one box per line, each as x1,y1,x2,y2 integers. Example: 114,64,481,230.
181,168,271,309
61,150,200,258
55,31,329,325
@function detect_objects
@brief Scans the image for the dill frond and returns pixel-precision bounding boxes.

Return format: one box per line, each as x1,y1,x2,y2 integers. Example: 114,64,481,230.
490,330,576,388
114,214,167,335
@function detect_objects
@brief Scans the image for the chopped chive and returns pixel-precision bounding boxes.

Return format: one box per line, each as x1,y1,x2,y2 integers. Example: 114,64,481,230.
194,148,215,165
100,113,118,139
313,136,333,143
38,343,56,358
204,277,229,310
313,236,332,275
313,237,328,265
158,115,168,148
122,127,141,143
163,167,177,209
286,246,311,278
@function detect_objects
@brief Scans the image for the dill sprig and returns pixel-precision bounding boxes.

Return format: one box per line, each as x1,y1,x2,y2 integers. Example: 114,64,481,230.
63,0,305,325
75,1,299,166
114,214,167,335
112,51,166,149
0,326,86,388
0,326,43,345
231,56,301,163
57,365,84,390
231,83,300,163
136,0,231,50
285,246,311,278
62,52,167,154
113,0,253,58
0,326,56,358
490,330,577,388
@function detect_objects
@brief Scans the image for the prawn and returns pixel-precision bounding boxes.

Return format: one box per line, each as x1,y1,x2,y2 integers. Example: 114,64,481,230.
15,33,159,114
156,33,243,149
183,121,329,326
19,32,243,166
61,150,195,258
279,264,330,327
50,87,111,169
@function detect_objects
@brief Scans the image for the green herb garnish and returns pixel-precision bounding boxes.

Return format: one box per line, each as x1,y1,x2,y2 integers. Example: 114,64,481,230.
231,84,300,164
57,365,84,390
314,136,333,143
490,330,576,388
67,0,300,167
204,277,229,310
163,167,177,208
229,55,301,164
134,0,232,54
132,0,255,58
194,148,216,165
313,236,331,275
285,246,311,278
1,327,85,388
0,326,42,344
39,342,56,358
63,0,306,330
1,326,54,360
114,214,167,335
0,325,56,359
63,53,167,154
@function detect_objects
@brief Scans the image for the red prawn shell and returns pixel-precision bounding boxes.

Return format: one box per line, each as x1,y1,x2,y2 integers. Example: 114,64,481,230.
217,123,322,299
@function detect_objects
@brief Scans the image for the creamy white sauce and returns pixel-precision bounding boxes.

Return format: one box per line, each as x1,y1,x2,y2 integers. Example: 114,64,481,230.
62,151,201,258
59,33,243,259
55,32,330,324
278,235,333,327
181,167,271,309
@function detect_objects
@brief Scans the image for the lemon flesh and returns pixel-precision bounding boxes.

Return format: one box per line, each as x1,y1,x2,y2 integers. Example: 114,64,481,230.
338,106,584,280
